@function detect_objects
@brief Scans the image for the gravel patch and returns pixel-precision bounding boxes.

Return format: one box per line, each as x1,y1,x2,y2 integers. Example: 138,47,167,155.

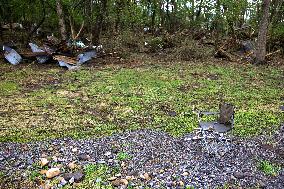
0,126,283,188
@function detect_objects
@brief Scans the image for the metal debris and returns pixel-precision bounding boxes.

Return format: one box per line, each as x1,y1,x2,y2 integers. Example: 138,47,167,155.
3,45,22,65
29,43,50,63
77,50,97,64
185,128,232,156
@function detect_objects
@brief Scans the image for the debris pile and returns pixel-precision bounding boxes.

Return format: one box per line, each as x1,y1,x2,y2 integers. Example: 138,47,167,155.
1,36,105,70
185,128,232,157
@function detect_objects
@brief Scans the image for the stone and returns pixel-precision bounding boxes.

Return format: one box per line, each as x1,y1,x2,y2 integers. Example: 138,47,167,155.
111,179,121,187
98,159,106,164
179,181,184,186
72,148,78,152
111,179,128,187
115,173,122,177
234,172,245,179
125,176,134,181
258,180,266,188
63,172,84,182
78,154,90,161
120,179,129,186
144,173,151,180
69,177,75,184
105,151,112,156
182,172,189,176
40,170,48,175
108,176,118,181
68,162,76,169
60,178,68,186
46,168,60,179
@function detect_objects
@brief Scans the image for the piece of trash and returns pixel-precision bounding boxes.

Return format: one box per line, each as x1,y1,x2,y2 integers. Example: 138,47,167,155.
77,50,97,64
29,43,50,63
53,55,78,70
67,40,86,48
3,45,22,65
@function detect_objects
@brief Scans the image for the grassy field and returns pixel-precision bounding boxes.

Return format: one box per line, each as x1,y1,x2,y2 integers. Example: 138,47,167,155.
0,58,283,142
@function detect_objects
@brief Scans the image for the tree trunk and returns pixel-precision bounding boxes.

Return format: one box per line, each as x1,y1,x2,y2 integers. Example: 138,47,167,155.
93,0,107,45
254,0,271,64
56,0,67,41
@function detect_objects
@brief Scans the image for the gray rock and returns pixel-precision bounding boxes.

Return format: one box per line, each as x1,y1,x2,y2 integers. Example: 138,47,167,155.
234,172,245,179
63,171,84,182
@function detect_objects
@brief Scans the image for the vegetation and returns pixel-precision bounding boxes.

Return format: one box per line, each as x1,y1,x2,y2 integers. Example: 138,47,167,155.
258,160,281,176
0,57,282,142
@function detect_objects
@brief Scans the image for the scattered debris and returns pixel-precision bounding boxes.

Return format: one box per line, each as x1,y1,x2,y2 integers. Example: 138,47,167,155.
3,45,22,65
1,38,105,69
29,43,50,63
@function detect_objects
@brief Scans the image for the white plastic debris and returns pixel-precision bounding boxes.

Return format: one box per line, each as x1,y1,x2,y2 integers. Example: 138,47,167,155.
29,43,49,63
3,45,22,65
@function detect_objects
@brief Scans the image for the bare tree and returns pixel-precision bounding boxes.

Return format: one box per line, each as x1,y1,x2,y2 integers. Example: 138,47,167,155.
56,0,67,41
254,0,271,64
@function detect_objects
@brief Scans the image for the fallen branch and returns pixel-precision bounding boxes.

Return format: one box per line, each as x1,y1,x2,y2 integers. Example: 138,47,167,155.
214,48,233,62
265,49,281,60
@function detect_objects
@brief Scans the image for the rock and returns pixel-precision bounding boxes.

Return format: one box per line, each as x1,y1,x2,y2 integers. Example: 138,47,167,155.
72,148,78,152
69,177,75,184
120,179,129,186
234,172,245,179
111,179,121,187
60,178,68,186
182,172,189,176
78,154,90,161
40,170,48,175
46,168,60,179
68,162,76,169
52,156,58,162
111,179,128,187
115,173,122,177
108,176,118,181
129,170,139,176
258,180,266,188
63,172,84,182
179,181,184,186
105,151,112,156
0,156,5,162
140,173,151,180
125,176,134,181
97,159,106,164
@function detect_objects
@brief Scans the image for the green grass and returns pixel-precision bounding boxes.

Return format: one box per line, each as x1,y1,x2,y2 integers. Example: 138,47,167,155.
117,152,131,161
258,160,281,176
0,60,283,142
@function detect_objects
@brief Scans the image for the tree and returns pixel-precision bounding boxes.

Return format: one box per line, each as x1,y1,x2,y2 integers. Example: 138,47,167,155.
254,0,271,64
56,0,67,41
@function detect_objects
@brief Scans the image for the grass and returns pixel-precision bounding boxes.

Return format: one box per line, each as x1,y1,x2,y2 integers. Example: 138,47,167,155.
117,152,131,161
0,59,283,142
258,160,281,176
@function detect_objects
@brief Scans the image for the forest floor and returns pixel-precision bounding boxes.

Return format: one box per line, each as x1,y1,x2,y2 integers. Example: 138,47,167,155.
0,52,283,188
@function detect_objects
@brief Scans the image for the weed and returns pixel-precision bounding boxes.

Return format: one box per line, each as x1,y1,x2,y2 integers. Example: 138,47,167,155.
258,160,281,176
117,152,131,161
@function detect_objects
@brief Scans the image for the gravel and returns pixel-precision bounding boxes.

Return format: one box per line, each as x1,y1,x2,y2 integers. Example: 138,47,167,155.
0,126,283,188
